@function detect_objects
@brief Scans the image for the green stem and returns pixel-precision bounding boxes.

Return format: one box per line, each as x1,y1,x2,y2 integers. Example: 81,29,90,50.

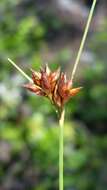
59,109,65,190
8,58,33,83
71,0,97,81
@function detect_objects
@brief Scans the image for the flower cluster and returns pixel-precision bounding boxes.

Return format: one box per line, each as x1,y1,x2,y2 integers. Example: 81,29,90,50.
23,65,82,108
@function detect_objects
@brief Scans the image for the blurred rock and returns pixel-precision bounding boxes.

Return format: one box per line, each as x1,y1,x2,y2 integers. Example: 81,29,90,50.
53,0,88,30
0,141,11,162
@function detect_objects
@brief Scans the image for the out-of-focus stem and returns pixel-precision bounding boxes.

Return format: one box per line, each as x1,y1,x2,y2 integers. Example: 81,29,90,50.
59,108,65,190
71,0,97,81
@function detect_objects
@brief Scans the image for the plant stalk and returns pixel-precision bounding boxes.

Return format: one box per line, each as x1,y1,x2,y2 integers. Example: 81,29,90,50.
8,58,33,83
71,0,97,81
59,108,65,190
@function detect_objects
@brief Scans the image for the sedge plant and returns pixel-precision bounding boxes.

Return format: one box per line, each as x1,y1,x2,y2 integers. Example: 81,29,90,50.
8,0,97,189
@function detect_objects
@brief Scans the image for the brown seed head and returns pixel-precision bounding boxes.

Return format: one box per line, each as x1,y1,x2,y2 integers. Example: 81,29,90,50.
23,64,82,109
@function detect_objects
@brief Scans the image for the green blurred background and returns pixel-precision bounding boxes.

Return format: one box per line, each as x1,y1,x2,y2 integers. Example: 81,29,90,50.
0,0,107,189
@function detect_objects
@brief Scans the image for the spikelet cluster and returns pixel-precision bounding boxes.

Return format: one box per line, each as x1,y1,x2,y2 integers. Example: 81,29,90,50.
24,65,82,108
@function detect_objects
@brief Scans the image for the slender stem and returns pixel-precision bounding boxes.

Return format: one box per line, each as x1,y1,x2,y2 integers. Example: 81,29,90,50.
71,0,97,81
59,108,65,190
8,58,33,83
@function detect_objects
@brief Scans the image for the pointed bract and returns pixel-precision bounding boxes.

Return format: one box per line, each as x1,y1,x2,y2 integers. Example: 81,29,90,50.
31,69,41,86
70,87,82,96
45,64,51,75
54,72,82,107
41,69,51,91
23,83,45,96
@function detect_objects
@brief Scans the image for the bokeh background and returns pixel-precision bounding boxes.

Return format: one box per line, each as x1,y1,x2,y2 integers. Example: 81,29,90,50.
0,0,107,189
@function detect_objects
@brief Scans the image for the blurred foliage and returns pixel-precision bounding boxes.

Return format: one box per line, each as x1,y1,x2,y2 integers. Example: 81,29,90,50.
67,60,107,132
0,0,107,190
1,114,107,190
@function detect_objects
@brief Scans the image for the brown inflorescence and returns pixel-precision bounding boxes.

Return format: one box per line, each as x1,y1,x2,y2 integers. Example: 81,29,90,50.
23,64,82,108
